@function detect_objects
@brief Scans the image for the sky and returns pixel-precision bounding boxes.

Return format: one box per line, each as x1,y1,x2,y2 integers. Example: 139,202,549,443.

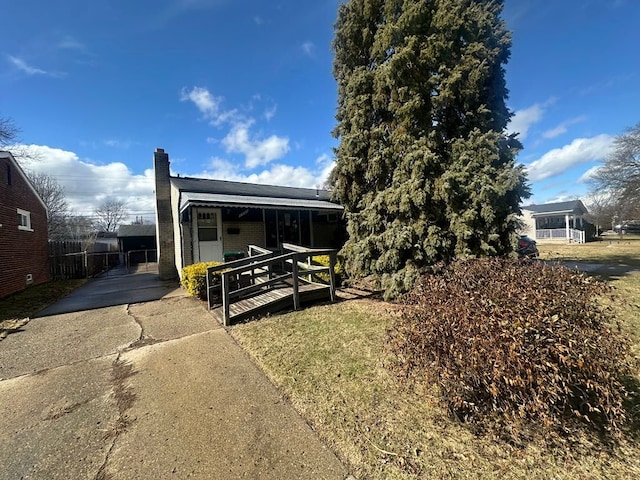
2,0,639,224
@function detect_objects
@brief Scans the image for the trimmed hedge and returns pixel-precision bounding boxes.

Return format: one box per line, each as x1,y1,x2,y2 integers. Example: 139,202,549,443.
312,255,343,286
181,261,222,300
388,258,632,439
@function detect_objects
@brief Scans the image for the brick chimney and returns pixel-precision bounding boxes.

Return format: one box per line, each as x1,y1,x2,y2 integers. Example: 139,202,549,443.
154,148,178,280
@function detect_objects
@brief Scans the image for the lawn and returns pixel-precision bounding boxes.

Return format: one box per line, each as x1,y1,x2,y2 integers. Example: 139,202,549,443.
0,279,87,339
230,241,640,479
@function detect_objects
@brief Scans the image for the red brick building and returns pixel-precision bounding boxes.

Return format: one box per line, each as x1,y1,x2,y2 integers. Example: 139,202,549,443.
0,151,50,298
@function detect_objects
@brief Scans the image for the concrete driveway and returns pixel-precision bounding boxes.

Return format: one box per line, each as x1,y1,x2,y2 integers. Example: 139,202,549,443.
0,266,348,479
37,264,178,316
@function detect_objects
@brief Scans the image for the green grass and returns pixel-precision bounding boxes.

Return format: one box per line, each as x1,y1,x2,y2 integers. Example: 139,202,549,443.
230,243,640,479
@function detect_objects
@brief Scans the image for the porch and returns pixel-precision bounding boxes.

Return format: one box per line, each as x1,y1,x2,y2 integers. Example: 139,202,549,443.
535,228,586,244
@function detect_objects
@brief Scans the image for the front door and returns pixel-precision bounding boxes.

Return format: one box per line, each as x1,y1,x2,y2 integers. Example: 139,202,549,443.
193,207,223,262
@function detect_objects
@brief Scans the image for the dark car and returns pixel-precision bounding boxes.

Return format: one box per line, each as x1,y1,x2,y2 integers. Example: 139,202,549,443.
517,235,539,258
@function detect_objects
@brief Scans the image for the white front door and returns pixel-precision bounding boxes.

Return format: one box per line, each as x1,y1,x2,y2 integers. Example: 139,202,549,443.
193,208,223,262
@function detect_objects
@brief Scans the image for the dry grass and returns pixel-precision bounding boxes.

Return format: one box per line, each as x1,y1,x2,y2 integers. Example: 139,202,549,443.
230,241,640,479
0,279,86,324
538,237,640,268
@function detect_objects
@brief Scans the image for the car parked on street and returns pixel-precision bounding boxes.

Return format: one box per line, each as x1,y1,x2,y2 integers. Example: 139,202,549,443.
517,235,539,259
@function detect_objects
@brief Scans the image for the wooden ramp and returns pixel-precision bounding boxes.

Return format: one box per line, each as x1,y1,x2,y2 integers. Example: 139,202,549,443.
206,244,338,325
209,282,331,324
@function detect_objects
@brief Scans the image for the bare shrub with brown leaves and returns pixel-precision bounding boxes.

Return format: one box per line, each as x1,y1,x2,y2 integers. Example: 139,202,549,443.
388,258,632,440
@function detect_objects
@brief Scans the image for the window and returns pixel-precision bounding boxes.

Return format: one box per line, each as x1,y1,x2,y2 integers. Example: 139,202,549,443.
197,210,218,242
17,208,32,231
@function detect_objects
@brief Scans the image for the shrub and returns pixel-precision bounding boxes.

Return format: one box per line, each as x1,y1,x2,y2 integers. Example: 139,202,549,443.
311,255,343,286
181,261,222,300
388,258,631,438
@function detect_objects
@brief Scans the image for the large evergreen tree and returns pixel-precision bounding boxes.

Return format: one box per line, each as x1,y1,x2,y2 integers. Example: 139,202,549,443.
331,0,529,297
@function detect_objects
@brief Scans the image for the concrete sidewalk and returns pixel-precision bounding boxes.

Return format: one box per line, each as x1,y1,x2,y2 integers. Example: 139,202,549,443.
0,288,348,478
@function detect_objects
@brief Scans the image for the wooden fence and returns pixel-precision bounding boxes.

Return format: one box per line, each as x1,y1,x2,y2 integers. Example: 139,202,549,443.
49,240,120,279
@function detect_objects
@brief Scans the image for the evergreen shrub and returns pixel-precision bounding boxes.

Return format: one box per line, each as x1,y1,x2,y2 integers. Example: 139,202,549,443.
181,262,222,300
388,258,631,438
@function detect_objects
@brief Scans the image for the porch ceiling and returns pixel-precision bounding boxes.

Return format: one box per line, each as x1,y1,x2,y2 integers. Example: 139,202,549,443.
179,192,343,214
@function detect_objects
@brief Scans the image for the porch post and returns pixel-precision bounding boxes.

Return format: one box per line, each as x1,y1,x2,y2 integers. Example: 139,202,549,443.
565,214,570,241
292,254,300,311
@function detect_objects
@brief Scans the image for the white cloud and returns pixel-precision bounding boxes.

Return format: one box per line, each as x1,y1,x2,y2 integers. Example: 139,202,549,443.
315,153,335,186
525,134,613,183
181,86,290,168
103,139,133,149
542,115,587,139
577,165,602,184
58,36,86,50
254,16,264,25
180,86,237,126
7,55,49,76
200,153,334,189
507,104,543,140
221,123,290,168
16,145,155,221
264,104,277,121
301,41,316,57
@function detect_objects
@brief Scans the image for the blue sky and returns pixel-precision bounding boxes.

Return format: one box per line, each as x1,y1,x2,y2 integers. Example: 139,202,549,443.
2,0,639,222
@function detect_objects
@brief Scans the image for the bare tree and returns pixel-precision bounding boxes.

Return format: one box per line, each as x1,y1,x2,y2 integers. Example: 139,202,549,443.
584,191,618,234
592,122,640,218
65,214,95,243
94,199,129,232
26,171,71,240
0,115,40,162
0,116,19,147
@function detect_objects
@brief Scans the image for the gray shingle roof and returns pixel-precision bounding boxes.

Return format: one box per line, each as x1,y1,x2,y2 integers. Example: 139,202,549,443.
170,176,333,202
523,200,588,215
117,224,156,237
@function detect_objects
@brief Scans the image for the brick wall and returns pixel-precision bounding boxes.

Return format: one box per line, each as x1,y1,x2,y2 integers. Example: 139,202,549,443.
0,153,51,298
222,221,266,253
154,149,178,280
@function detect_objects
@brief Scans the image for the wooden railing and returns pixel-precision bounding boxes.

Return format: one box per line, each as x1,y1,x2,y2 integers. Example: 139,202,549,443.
206,244,338,325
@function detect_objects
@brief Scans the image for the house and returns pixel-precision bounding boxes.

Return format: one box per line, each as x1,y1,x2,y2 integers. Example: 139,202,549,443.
117,224,157,264
153,148,344,280
521,200,593,243
0,151,50,297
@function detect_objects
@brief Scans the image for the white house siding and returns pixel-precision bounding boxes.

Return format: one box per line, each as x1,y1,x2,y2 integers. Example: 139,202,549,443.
519,210,535,237
170,182,185,278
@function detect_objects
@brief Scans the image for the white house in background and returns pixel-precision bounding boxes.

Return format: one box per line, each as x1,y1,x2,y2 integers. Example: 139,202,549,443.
521,200,591,244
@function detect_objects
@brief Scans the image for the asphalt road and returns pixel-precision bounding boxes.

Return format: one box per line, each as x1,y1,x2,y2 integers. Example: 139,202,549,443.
0,265,348,479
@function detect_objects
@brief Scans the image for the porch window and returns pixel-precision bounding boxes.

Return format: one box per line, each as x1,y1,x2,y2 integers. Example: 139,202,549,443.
197,211,218,241
17,208,32,231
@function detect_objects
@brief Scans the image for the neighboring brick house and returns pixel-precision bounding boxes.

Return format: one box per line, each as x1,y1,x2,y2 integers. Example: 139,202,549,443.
153,148,344,280
0,151,50,297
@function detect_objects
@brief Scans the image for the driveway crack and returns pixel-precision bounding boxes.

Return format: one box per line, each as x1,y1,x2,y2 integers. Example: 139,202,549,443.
125,305,160,350
94,353,137,480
